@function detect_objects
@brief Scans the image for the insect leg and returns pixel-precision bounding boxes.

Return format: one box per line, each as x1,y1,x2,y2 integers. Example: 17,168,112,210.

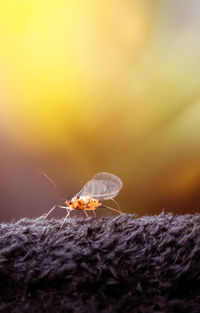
43,205,67,220
83,210,89,217
92,209,96,217
110,198,122,212
100,205,122,215
59,209,71,230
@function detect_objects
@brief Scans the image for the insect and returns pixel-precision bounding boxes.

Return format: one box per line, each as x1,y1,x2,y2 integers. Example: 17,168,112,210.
43,172,123,229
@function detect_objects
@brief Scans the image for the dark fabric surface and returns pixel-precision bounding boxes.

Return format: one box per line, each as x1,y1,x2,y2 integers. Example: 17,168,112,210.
0,213,200,313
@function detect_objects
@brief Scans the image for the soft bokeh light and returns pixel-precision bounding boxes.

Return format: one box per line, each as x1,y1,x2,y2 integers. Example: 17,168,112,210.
0,0,200,221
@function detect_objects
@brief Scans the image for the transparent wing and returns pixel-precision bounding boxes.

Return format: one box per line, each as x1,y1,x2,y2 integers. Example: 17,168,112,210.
74,172,123,200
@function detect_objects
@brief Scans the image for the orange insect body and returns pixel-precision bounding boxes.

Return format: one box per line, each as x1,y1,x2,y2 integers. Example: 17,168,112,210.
66,197,100,211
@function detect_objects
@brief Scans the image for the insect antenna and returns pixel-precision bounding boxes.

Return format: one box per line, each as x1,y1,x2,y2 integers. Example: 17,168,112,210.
37,170,66,202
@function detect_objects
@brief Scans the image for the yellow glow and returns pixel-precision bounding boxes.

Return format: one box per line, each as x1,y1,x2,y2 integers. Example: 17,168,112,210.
0,0,152,150
0,1,200,213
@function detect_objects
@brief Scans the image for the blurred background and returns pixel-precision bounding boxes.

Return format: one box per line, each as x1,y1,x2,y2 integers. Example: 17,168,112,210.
0,0,200,221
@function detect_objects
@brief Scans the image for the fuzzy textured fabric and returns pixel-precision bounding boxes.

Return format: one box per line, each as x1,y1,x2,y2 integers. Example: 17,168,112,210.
1,213,200,313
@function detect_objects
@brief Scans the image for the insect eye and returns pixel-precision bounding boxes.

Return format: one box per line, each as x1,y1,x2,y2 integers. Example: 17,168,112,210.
69,201,72,205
